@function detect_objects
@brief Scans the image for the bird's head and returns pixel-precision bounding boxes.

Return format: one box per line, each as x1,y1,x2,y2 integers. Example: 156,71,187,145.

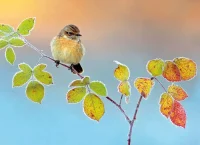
59,24,82,41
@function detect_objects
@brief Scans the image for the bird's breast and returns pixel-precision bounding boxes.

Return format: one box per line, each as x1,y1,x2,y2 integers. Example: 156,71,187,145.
51,37,85,64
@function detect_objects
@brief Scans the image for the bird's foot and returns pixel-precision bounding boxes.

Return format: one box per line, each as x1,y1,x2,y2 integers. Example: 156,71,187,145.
55,60,60,68
69,64,76,74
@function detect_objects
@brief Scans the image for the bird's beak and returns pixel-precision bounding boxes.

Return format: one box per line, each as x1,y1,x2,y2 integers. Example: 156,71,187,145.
76,34,82,36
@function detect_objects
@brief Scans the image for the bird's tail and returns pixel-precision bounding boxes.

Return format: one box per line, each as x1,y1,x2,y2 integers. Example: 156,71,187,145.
72,63,83,74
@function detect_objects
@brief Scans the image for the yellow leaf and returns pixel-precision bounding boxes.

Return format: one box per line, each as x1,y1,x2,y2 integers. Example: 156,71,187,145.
33,64,53,85
83,93,105,121
69,76,90,87
67,87,86,103
162,61,181,82
26,81,44,104
168,84,188,101
118,81,131,96
147,58,165,76
173,57,197,81
159,93,173,118
134,78,154,98
114,61,130,81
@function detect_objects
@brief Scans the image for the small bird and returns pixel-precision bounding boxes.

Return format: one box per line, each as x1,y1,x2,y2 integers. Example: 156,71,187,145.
50,24,85,73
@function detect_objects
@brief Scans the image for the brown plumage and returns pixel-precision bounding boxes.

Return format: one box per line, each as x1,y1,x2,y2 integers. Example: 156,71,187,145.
50,24,85,73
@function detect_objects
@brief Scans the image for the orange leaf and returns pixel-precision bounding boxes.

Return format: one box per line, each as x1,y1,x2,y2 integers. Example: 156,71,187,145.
168,84,188,101
159,93,173,118
162,61,181,82
170,101,186,128
134,78,154,98
173,57,197,81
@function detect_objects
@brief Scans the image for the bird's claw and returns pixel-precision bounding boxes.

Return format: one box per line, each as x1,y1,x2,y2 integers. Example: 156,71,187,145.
55,60,60,68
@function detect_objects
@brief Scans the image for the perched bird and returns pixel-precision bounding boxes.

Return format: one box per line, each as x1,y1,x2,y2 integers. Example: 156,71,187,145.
50,24,85,73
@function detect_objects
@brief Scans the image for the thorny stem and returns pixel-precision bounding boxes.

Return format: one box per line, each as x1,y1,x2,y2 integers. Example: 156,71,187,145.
21,36,150,145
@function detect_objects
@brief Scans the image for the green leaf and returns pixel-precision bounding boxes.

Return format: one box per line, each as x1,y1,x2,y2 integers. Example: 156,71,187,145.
9,38,25,47
33,64,53,85
67,87,87,103
0,24,14,33
5,47,15,65
114,61,130,81
3,33,18,41
83,93,105,121
26,81,44,104
0,31,5,37
0,39,8,49
13,63,32,87
118,81,131,96
89,81,107,96
83,76,90,85
17,17,36,36
147,59,165,76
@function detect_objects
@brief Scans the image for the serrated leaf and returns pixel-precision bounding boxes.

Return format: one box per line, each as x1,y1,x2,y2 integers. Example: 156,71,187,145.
162,61,181,82
0,39,8,49
159,93,173,118
67,87,86,103
13,63,32,87
0,24,14,33
134,78,154,98
26,81,44,104
83,93,105,121
5,47,15,65
168,84,188,101
9,38,25,47
83,76,90,85
17,17,35,36
170,101,186,128
114,61,130,81
118,81,131,96
89,81,107,96
147,59,165,76
173,57,197,81
33,64,53,85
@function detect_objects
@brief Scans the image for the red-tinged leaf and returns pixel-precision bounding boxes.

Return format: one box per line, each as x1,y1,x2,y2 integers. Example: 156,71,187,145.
162,61,181,82
168,84,188,101
159,93,173,118
170,101,186,128
173,57,197,81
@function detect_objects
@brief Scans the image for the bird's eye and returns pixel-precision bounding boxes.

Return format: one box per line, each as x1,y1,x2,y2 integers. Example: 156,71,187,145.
66,32,73,36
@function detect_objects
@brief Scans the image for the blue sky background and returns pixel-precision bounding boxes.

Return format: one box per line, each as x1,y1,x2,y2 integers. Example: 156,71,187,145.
1,0,200,145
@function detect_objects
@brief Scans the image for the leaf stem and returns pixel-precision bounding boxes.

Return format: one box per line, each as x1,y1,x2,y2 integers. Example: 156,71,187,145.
128,95,143,145
119,94,123,106
106,96,131,125
154,77,167,92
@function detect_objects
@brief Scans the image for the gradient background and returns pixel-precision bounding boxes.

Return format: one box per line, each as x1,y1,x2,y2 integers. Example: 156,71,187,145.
0,0,200,145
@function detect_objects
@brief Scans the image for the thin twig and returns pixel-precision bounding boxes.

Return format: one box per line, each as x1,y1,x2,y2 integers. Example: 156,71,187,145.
154,77,167,92
119,94,123,106
106,97,131,125
128,95,143,145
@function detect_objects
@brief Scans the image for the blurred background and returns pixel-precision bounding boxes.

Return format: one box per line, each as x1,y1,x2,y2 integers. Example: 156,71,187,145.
0,0,200,145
